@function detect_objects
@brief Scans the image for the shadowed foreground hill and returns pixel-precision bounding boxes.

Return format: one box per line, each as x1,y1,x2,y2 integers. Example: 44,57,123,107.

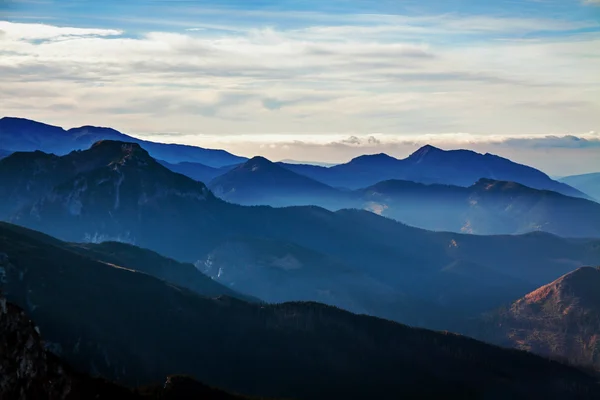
0,295,262,399
1,223,600,400
477,267,600,369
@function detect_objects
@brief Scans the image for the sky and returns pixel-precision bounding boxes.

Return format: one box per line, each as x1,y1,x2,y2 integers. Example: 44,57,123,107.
0,0,599,175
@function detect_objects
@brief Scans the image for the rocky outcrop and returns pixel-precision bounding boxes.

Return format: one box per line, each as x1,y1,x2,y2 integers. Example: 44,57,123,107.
0,296,73,399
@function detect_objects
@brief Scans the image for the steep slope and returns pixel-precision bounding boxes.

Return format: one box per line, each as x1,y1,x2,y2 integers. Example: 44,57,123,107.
560,172,600,202
358,178,600,238
0,151,70,218
209,156,345,207
68,241,257,302
199,237,456,330
477,267,600,369
11,140,221,247
0,117,246,167
1,224,600,400
280,145,586,198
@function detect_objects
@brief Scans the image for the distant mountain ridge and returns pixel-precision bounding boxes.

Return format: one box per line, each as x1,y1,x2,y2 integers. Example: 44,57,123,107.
0,117,247,167
279,145,588,199
194,153,600,238
357,177,600,238
1,117,587,200
560,172,600,202
209,156,344,207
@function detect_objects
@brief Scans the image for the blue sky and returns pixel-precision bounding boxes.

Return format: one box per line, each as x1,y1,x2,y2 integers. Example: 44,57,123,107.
1,0,599,173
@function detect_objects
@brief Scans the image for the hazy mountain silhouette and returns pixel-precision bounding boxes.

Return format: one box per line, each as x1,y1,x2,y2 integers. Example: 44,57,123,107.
2,223,600,400
3,142,600,320
209,156,344,207
0,149,11,159
280,153,403,190
357,178,600,238
0,117,246,167
477,267,600,370
68,241,258,302
199,236,456,330
278,158,337,167
560,172,600,202
280,145,587,198
202,168,600,238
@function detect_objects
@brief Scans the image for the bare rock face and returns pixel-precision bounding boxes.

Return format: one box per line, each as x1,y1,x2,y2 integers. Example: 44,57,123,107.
0,296,72,399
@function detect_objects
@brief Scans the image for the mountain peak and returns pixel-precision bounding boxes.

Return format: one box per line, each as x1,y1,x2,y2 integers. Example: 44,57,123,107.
348,153,399,165
408,144,443,159
88,140,153,168
90,140,142,150
68,125,123,138
241,156,276,171
247,155,272,164
521,266,600,309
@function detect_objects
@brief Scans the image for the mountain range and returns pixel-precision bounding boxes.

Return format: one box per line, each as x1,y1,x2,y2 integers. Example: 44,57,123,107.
277,145,588,198
1,141,600,324
560,173,600,202
203,155,600,238
2,222,600,400
3,117,600,396
0,117,246,167
0,117,589,200
357,178,600,237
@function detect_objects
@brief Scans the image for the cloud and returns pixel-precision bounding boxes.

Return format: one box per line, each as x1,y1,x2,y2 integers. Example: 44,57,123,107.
495,134,600,149
340,136,362,145
0,17,598,143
